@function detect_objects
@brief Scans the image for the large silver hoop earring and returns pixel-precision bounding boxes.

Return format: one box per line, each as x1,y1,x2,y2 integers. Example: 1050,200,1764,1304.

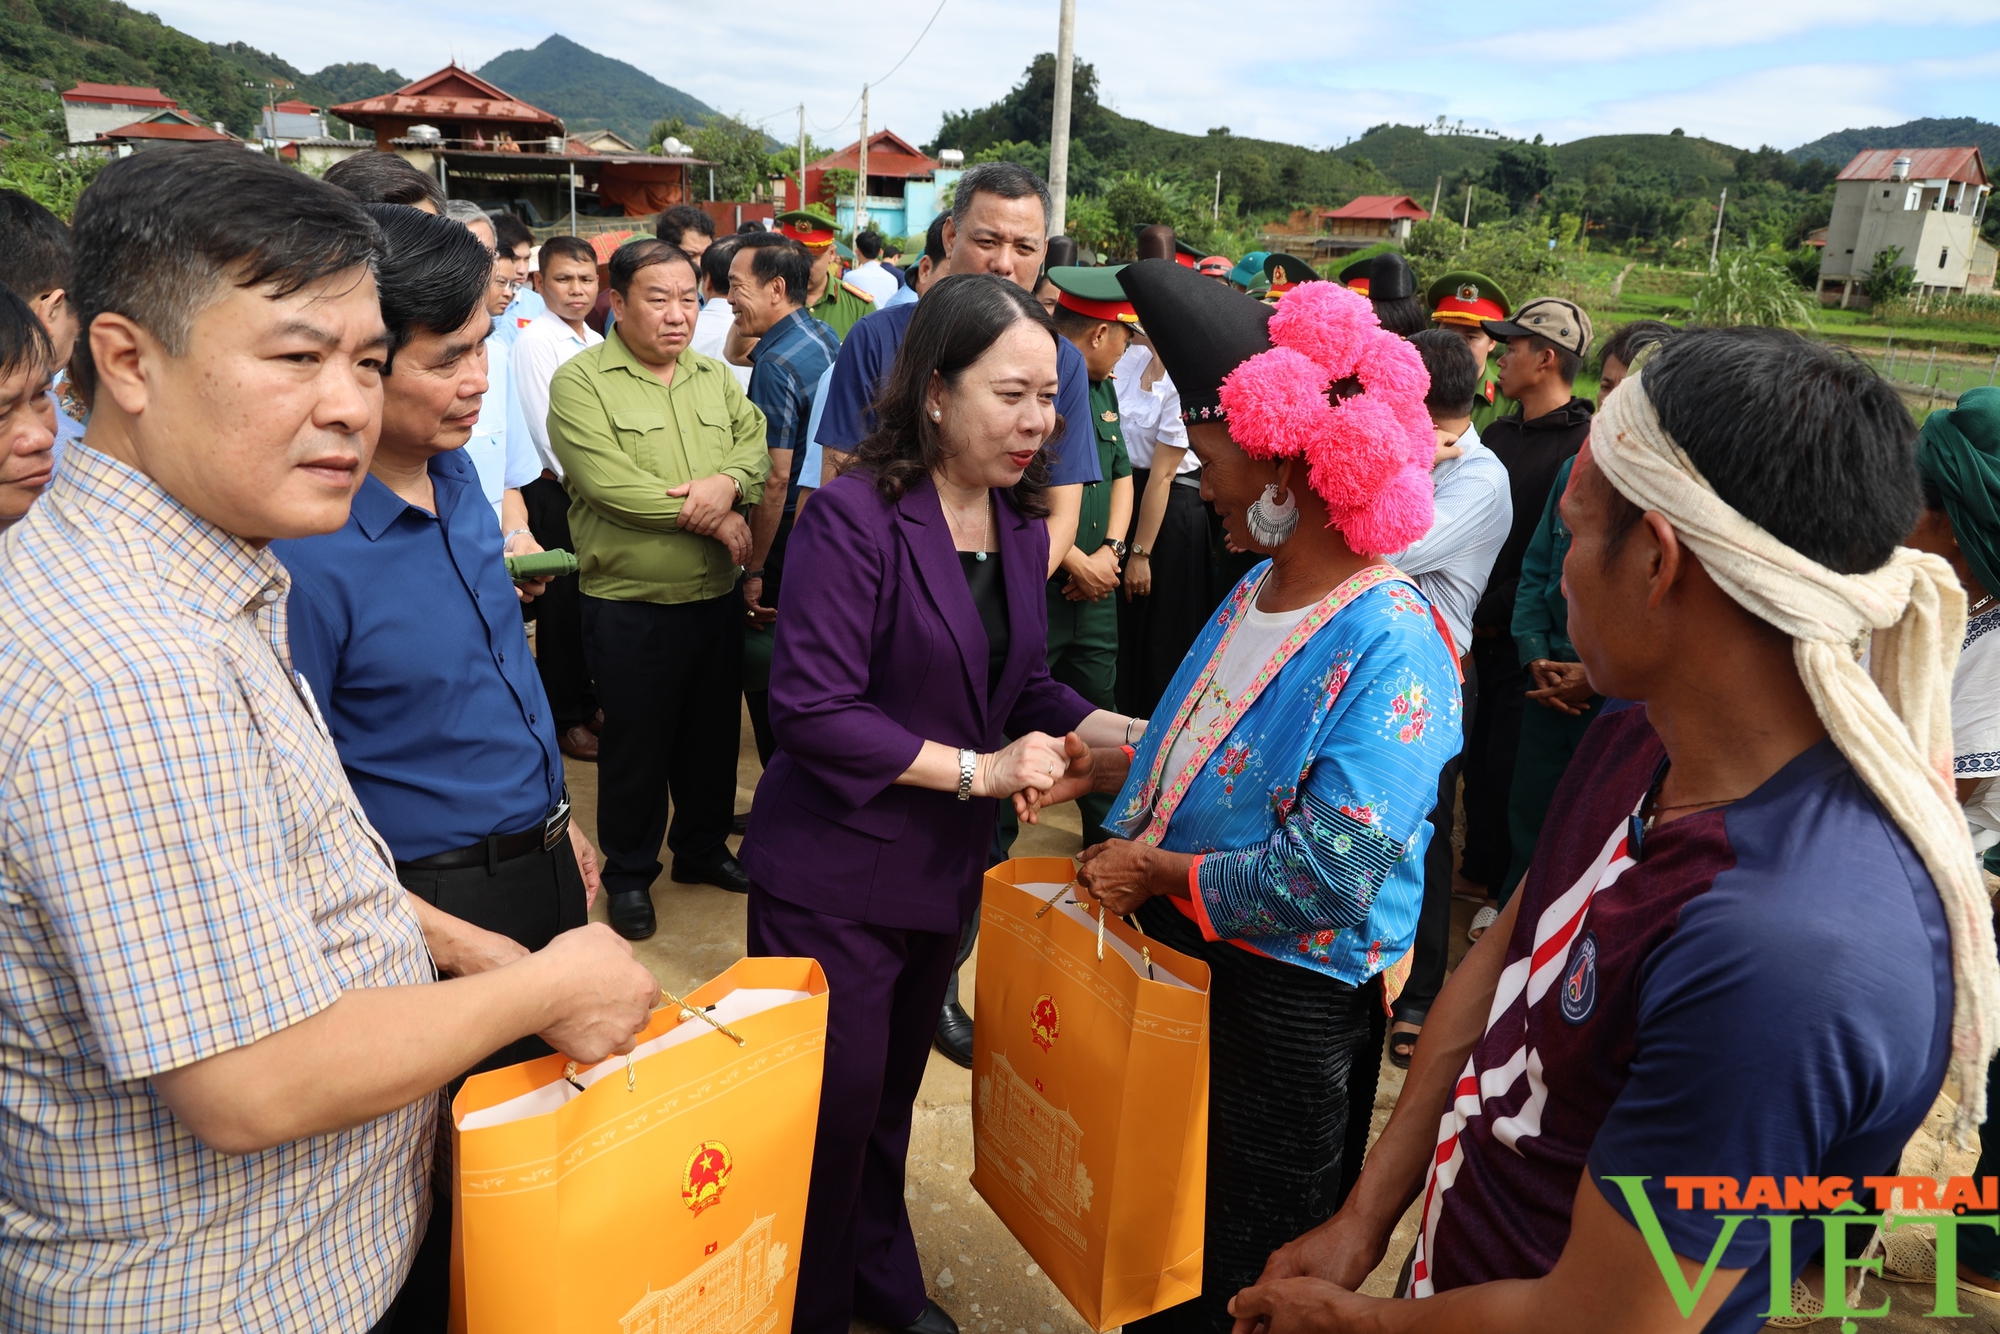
1245,482,1299,547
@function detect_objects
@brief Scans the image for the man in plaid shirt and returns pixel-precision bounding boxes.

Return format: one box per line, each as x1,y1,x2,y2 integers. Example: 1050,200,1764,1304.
0,146,658,1331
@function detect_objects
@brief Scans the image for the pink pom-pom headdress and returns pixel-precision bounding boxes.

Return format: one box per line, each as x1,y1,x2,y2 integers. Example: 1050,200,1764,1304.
1217,282,1435,554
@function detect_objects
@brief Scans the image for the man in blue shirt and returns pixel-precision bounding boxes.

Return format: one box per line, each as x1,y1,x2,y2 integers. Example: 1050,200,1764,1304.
816,162,1101,578
729,232,841,764
274,205,596,1064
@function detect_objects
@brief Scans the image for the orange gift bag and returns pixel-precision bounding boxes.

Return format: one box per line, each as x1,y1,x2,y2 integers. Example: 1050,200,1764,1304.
971,857,1212,1330
448,956,828,1334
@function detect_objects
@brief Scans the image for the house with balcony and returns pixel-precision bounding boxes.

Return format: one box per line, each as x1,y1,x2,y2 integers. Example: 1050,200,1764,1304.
331,64,709,227
801,131,963,240
1316,195,1430,252
1817,147,1991,306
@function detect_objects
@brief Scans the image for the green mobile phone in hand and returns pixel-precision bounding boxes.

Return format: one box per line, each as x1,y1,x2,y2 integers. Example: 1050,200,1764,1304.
504,550,579,581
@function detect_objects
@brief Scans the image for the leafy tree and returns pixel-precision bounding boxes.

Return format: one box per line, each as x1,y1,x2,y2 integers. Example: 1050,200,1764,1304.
1487,137,1555,212
933,53,1105,157
0,81,102,218
650,113,776,200
1689,252,1815,327
1862,246,1915,306
1782,245,1821,292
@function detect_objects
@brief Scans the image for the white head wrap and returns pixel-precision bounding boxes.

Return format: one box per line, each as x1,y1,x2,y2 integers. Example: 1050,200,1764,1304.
1593,371,2000,1140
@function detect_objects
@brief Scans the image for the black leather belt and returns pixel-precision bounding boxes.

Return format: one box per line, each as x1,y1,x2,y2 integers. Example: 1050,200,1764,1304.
397,793,571,873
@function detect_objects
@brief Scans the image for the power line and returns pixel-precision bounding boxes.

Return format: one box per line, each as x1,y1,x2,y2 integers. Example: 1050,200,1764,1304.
804,0,951,135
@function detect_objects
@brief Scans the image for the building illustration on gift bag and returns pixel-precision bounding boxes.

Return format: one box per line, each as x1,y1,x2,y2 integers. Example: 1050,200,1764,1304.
617,1215,788,1334
977,1052,1095,1251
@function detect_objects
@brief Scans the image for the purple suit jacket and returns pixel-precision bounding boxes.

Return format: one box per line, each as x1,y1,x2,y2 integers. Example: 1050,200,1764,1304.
743,470,1094,933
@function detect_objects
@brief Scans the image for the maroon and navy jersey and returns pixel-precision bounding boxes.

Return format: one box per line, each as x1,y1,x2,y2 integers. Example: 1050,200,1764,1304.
1414,704,1950,1333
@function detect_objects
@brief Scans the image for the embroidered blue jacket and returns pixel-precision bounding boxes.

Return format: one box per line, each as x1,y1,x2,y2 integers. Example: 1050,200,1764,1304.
1109,563,1461,984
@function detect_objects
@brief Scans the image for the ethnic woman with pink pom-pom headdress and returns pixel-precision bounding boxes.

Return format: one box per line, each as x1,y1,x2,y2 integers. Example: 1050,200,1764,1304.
1024,260,1462,1331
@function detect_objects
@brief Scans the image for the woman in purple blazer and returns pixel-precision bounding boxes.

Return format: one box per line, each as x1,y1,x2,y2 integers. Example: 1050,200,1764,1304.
742,275,1137,1334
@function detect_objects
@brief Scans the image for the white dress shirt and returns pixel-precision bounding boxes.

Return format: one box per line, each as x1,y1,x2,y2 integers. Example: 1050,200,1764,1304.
460,343,540,527
691,296,753,390
1112,344,1197,474
1388,425,1513,658
510,311,602,478
844,260,900,307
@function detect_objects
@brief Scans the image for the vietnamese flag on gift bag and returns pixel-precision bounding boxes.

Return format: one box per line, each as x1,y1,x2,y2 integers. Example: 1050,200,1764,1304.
972,858,1211,1330
448,956,828,1334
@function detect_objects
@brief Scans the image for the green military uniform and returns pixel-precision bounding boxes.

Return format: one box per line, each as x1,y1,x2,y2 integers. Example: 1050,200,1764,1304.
774,211,876,341
1047,377,1132,840
1046,265,1139,842
1425,269,1518,434
808,269,876,341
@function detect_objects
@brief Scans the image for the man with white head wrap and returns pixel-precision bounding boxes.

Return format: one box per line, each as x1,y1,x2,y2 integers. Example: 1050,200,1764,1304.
1228,327,1996,1334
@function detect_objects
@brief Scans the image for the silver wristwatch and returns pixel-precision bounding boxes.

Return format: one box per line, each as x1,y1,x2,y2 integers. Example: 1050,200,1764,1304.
957,748,978,801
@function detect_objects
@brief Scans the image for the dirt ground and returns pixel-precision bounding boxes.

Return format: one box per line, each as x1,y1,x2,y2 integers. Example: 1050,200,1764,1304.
559,707,1987,1333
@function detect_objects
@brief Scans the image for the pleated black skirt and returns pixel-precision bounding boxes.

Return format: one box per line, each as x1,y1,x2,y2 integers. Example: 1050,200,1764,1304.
1128,897,1386,1333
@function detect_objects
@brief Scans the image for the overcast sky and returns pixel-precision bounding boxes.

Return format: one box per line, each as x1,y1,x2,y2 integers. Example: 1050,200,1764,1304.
152,0,2000,153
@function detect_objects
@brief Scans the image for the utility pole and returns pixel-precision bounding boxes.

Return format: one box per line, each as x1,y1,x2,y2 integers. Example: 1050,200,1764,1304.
1213,170,1222,222
1047,0,1077,238
1460,183,1472,245
797,104,806,213
1430,175,1442,221
1708,186,1727,271
857,84,869,235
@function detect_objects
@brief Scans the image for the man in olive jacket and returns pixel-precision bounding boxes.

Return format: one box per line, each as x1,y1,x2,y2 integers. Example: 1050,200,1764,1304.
549,239,768,938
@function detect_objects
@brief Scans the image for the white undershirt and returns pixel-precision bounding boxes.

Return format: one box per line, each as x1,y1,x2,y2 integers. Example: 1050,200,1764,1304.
1159,598,1312,784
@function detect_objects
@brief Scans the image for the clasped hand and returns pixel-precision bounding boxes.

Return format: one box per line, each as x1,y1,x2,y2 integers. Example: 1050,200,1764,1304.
1526,659,1594,715
668,474,753,564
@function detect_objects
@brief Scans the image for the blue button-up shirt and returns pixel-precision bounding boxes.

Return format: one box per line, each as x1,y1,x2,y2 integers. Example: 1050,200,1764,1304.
816,301,1101,485
272,449,563,861
747,306,840,505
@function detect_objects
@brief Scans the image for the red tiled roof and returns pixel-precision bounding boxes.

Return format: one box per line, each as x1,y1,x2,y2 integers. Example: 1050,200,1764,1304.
330,64,563,131
807,130,936,179
273,100,320,114
1837,148,1987,187
1320,195,1431,221
63,82,175,107
100,120,234,142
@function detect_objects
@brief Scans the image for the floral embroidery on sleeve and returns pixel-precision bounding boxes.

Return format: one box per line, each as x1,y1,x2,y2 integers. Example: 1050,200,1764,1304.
1386,677,1433,744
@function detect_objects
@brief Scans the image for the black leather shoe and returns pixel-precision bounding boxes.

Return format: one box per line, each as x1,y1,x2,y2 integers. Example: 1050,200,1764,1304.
607,889,656,940
902,1299,960,1334
934,1001,974,1069
671,852,750,893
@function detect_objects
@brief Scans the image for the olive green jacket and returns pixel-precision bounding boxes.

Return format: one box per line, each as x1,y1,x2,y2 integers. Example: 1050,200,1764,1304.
548,327,768,604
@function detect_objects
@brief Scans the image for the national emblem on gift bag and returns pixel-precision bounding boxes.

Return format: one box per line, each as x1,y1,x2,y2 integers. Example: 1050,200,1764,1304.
683,1140,733,1217
1031,995,1061,1052
972,861,1212,1331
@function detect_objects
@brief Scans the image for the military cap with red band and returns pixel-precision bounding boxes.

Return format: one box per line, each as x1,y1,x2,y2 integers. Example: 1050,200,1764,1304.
773,210,837,247
1425,269,1512,327
1048,265,1138,322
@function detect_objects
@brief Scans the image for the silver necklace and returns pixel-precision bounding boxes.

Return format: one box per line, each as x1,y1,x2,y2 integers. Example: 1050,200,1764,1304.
943,491,991,561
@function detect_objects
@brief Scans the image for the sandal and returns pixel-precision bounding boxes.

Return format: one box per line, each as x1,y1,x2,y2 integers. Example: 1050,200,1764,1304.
1388,1024,1420,1070
1882,1226,2000,1300
1764,1275,1826,1327
1468,906,1498,942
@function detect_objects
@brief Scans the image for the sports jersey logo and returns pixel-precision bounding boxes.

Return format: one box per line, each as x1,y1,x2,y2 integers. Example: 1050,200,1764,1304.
1560,931,1599,1025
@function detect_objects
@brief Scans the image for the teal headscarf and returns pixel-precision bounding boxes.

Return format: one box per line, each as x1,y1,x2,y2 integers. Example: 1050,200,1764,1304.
1916,386,2000,602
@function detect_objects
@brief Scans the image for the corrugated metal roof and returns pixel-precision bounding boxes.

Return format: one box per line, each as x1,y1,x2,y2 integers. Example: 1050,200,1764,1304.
1837,147,1987,186
100,121,235,142
1320,194,1431,221
63,83,175,106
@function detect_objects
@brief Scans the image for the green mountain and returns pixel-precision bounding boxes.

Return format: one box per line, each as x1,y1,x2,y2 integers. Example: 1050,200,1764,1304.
1790,116,2000,167
477,35,713,147
0,0,403,136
